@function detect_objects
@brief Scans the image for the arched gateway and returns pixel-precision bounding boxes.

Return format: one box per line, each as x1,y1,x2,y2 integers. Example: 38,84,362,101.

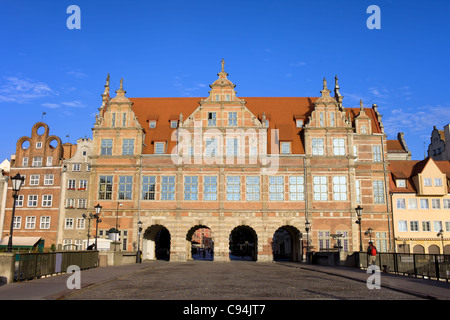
142,225,171,261
272,226,302,262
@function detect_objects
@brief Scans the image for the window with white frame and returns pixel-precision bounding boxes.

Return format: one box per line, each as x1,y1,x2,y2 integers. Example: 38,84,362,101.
46,156,53,166
226,176,241,201
204,176,218,201
281,142,291,154
226,138,239,156
420,198,429,209
422,221,431,232
246,176,260,201
424,178,432,186
434,178,442,187
432,199,441,209
25,216,36,229
408,198,418,209
78,198,87,209
42,195,52,207
13,216,21,229
312,138,324,155
72,163,81,171
66,198,75,208
318,231,330,250
44,174,54,185
319,112,324,127
396,198,406,209
396,179,406,188
184,176,198,201
149,120,156,128
296,119,303,128
332,176,347,201
111,113,116,127
269,176,284,201
76,218,85,229
353,145,358,161
142,176,156,200
65,218,74,229
330,112,335,127
30,175,40,186
373,146,381,162
40,216,50,229
355,180,362,204
99,175,113,200
228,112,237,126
22,157,28,167
154,142,165,154
122,113,127,127
32,156,42,167
170,120,178,128
68,179,76,189
79,180,87,189
16,195,24,207
289,176,304,201
208,112,216,126
410,221,419,232
313,176,328,201
75,239,83,250
205,138,218,157
443,199,450,209
101,139,113,155
28,195,38,207
122,139,134,155
373,180,385,204
336,230,349,252
434,221,443,232
398,220,407,232
161,176,175,200
375,232,388,252
118,176,133,200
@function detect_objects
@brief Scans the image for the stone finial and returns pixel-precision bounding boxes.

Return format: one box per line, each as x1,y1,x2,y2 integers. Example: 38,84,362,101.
115,78,126,94
221,58,225,72
320,77,331,97
360,99,364,111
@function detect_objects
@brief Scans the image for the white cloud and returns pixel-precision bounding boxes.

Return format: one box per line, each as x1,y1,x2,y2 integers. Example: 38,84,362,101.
0,76,53,103
41,103,60,109
289,62,307,67
67,71,87,78
61,100,86,108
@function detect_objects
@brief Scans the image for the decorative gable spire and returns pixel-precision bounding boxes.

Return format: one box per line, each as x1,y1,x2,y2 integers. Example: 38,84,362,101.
334,75,343,107
116,78,126,95
320,77,331,97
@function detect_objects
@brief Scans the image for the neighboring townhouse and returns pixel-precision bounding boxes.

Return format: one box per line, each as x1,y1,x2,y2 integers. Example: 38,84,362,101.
0,160,10,237
428,124,450,161
390,157,450,254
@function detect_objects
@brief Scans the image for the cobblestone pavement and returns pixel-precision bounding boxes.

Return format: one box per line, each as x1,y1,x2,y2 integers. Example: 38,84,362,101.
64,261,423,300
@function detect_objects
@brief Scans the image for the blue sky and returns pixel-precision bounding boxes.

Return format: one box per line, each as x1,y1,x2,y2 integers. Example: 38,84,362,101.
1,0,450,162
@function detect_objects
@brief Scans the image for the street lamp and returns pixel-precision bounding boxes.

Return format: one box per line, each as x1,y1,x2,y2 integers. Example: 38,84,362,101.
437,229,444,254
93,204,102,250
305,220,311,262
115,202,122,251
82,213,94,249
7,173,25,252
355,205,363,251
136,221,143,263
365,227,373,243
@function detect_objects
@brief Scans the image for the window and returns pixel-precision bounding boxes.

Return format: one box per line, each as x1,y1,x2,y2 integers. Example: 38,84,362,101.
319,112,324,127
101,139,113,155
332,176,347,201
118,176,133,200
318,231,330,250
398,221,407,232
65,218,74,229
432,199,441,210
422,221,431,232
435,178,442,187
204,176,217,201
408,198,417,209
22,157,28,167
225,94,230,101
36,142,42,149
208,112,216,126
410,221,419,232
161,176,175,200
289,176,304,201
86,164,91,171
246,176,260,201
98,175,113,200
25,216,36,229
79,180,87,189
420,199,429,209
205,138,218,157
337,231,349,252
269,176,284,201
16,195,24,207
40,216,50,229
122,139,134,155
215,94,220,101
355,180,361,204
66,198,75,208
353,146,358,161
32,156,42,167
373,181,385,204
313,176,328,201
149,120,156,128
424,178,432,186
434,221,443,232
76,218,85,229
154,142,165,154
226,138,239,156
184,176,198,200
142,176,156,200
13,216,21,229
281,142,291,154
375,232,388,252
396,179,406,188
396,198,406,210
68,179,76,189
312,138,324,155
444,199,450,209
47,156,53,166
446,221,450,232
122,113,127,127
296,119,303,128
111,113,116,127
78,198,87,209
28,195,38,207
226,176,241,201
44,174,54,185
361,125,367,134
30,175,40,186
373,146,381,162
330,112,335,127
42,195,52,207
228,112,237,126
75,240,84,250
171,120,178,128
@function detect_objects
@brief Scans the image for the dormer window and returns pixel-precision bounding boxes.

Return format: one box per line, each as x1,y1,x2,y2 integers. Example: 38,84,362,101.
296,119,303,128
149,120,156,129
396,179,406,188
424,178,432,186
435,178,442,187
154,142,165,154
170,120,178,128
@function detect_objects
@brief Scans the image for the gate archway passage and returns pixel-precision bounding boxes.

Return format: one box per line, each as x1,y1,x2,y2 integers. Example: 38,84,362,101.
186,225,214,261
272,226,302,262
142,225,171,261
229,226,257,261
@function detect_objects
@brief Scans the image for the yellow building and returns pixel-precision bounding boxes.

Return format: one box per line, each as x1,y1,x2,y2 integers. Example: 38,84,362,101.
390,157,450,254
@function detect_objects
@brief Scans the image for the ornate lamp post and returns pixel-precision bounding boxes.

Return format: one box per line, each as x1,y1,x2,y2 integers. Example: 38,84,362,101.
136,221,143,263
115,202,122,251
93,203,102,250
355,205,363,251
7,173,25,252
82,213,94,249
365,227,373,243
305,220,311,262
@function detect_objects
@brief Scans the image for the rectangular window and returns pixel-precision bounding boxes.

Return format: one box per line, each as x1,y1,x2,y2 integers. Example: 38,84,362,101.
375,232,388,253
78,198,87,209
226,138,239,156
410,221,419,232
79,180,87,189
332,138,345,155
98,175,113,200
161,176,175,200
246,176,260,201
444,199,450,209
101,139,113,155
435,178,442,187
396,198,406,210
22,157,28,167
228,112,237,126
184,176,198,201
118,176,133,200
142,176,156,200
44,174,54,185
28,195,38,207
25,216,36,229
32,157,42,167
434,221,443,232
289,176,304,201
312,138,324,155
204,176,217,201
68,179,76,189
396,179,406,188
72,163,81,171
154,142,165,154
122,113,127,127
332,176,347,201
42,195,52,207
319,112,324,127
171,120,178,128
66,198,75,208
76,218,85,229
355,180,362,204
112,113,116,127
420,198,429,209
313,176,328,201
424,178,432,186
149,120,156,128
122,139,134,155
30,175,40,186
446,221,450,232
46,156,52,166
65,218,74,229
408,198,418,209
296,119,303,128
208,112,216,126
16,195,24,207
281,142,291,154
422,221,431,232
398,221,407,232
269,176,284,201
432,199,441,209
40,216,50,229
13,216,21,229
373,181,385,204
226,176,241,201
373,146,381,162
330,112,335,127
205,138,218,157
318,231,330,250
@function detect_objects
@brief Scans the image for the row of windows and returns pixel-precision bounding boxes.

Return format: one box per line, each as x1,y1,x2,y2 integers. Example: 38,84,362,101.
15,195,87,208
396,198,450,210
67,179,88,190
311,138,382,161
316,231,389,252
22,156,53,167
398,220,450,233
98,175,385,203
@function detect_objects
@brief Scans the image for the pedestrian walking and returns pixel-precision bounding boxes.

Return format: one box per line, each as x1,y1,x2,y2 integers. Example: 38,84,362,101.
367,241,377,266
